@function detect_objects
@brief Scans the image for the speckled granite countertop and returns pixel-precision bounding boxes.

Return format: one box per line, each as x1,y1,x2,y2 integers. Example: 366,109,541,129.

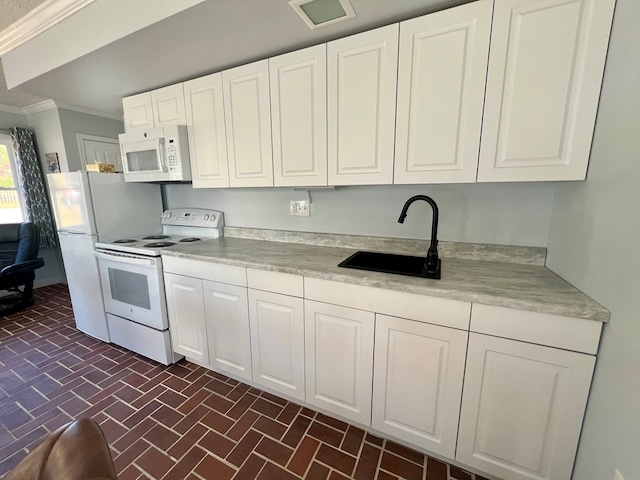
160,230,610,323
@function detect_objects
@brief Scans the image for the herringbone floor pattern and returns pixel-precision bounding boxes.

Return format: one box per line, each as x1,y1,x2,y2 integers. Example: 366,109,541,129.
0,284,489,480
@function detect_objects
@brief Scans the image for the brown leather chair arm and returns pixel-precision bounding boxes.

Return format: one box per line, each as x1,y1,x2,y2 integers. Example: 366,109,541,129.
4,418,117,480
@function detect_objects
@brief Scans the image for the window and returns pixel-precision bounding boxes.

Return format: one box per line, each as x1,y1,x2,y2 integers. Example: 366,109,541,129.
0,134,24,224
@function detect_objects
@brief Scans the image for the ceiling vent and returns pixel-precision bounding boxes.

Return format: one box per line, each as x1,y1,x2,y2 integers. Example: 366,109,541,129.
289,0,356,30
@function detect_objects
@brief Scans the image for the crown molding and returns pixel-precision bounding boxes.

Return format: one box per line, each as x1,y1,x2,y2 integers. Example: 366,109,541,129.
17,99,122,121
0,0,97,57
20,99,57,115
0,104,26,115
55,102,123,121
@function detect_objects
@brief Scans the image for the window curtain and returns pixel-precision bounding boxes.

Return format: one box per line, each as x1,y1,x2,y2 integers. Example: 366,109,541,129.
10,128,57,248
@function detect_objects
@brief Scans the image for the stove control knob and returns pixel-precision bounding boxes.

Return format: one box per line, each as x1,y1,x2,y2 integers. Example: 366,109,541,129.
210,215,216,221
204,214,210,221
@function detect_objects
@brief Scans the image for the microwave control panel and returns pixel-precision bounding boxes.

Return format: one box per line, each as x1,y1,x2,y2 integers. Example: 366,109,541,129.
167,138,178,172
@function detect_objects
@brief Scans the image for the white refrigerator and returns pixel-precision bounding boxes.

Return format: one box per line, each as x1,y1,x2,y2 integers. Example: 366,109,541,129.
47,171,163,342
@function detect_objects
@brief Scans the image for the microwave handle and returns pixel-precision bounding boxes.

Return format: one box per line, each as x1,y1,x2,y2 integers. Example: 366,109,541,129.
156,138,167,173
121,150,129,174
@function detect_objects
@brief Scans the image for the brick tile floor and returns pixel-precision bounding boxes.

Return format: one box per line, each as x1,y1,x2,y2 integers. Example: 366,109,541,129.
0,284,492,480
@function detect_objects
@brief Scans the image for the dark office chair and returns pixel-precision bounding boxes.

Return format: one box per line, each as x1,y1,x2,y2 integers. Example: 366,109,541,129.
0,222,45,316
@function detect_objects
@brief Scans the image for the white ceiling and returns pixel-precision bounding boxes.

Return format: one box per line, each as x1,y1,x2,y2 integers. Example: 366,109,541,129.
0,0,49,108
1,0,472,114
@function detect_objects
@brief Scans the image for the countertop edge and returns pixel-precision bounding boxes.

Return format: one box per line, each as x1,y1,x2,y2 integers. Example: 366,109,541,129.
160,248,611,323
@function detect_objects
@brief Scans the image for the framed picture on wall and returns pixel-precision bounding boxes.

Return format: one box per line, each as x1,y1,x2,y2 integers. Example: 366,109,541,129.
45,153,60,173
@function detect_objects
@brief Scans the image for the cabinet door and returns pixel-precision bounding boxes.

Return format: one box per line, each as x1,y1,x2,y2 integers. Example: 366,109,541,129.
249,290,305,401
223,60,274,187
304,300,374,425
327,24,398,186
456,333,595,480
270,45,327,187
477,0,616,182
394,1,492,184
164,273,208,364
151,83,187,127
372,315,467,458
122,92,154,132
203,280,252,381
184,73,230,188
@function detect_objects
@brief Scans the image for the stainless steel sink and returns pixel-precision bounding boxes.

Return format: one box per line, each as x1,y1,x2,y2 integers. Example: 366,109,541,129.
338,251,442,280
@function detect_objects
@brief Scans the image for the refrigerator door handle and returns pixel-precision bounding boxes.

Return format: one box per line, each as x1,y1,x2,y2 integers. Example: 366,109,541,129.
58,229,87,235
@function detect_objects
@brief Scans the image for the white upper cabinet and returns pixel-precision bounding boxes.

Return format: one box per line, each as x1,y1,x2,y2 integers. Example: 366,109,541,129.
184,73,230,188
223,59,274,187
327,24,399,185
122,92,154,132
151,83,187,128
123,84,187,132
477,0,616,182
394,1,492,184
270,45,327,187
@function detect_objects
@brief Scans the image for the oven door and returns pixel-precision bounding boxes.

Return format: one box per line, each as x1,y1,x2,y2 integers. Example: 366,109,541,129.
95,250,168,330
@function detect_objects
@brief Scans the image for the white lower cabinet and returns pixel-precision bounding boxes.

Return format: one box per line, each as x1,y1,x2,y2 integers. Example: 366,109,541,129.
304,300,374,425
456,333,596,480
164,273,208,364
163,259,601,480
372,314,467,458
248,289,305,401
203,280,252,381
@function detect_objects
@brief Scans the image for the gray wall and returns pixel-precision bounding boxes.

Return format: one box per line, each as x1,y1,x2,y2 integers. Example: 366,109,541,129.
26,108,68,172
0,110,66,285
57,108,124,172
26,109,68,284
0,110,28,129
164,182,555,247
546,1,638,478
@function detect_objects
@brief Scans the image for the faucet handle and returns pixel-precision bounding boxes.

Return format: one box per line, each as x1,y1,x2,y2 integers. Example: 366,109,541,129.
424,244,440,275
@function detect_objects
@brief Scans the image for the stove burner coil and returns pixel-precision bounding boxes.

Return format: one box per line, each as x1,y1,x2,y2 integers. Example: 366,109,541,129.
112,239,137,244
179,238,201,243
142,234,170,240
144,241,176,248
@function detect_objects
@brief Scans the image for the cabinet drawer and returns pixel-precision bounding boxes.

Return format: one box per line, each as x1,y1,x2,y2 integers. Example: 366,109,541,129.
163,256,246,286
305,277,470,330
247,268,303,297
470,304,602,354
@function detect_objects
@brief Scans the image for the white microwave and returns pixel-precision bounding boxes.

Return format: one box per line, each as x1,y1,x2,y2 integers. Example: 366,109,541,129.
119,125,192,182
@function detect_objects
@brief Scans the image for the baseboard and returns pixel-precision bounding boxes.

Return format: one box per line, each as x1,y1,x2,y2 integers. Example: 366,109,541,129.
34,277,65,288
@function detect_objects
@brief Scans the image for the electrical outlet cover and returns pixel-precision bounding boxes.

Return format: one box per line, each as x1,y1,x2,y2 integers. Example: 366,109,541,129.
290,200,310,216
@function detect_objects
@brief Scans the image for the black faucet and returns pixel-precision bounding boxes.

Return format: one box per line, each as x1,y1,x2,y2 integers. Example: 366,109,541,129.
398,195,441,277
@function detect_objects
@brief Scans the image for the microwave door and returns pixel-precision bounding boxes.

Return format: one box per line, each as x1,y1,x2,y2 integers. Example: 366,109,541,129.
122,138,166,175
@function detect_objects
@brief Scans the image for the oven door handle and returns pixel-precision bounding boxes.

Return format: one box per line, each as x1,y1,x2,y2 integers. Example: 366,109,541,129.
94,250,157,267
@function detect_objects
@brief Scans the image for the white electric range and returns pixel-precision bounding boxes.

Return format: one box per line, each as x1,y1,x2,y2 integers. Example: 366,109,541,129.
94,208,224,365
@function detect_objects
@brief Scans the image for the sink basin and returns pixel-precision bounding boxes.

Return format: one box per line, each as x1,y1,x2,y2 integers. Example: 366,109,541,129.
338,251,442,280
